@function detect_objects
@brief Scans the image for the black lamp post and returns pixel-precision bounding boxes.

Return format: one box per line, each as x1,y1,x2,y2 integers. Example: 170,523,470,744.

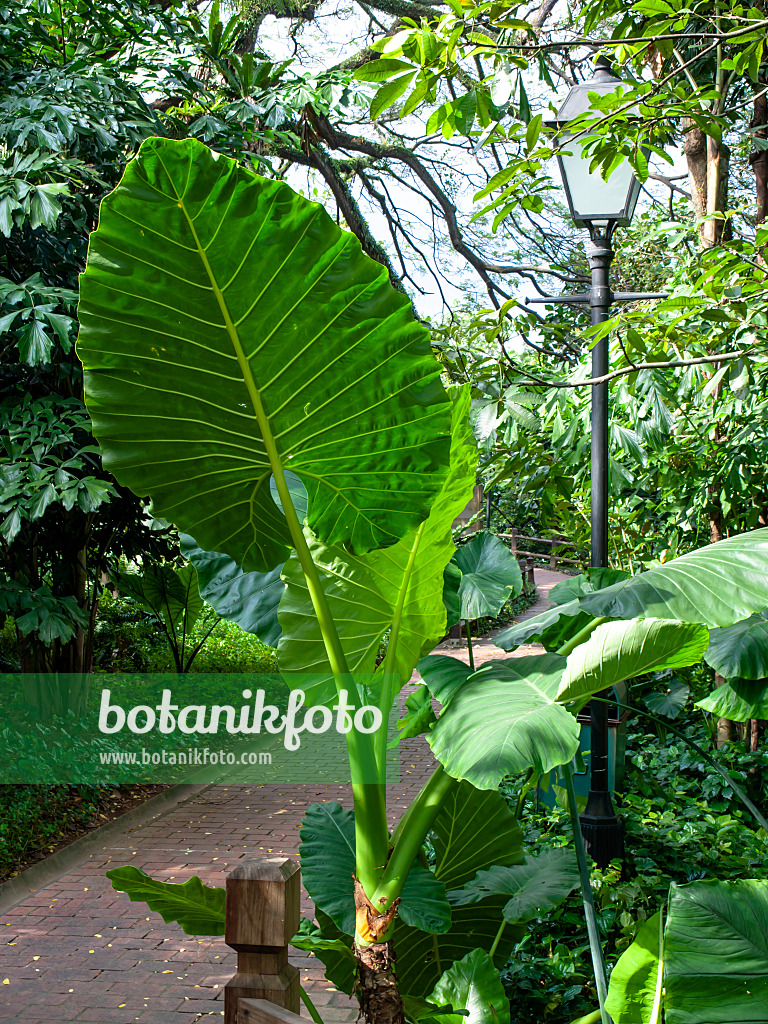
536,57,664,867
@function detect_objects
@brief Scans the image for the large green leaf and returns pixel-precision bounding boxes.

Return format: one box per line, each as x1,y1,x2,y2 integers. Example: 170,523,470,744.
78,136,453,573
179,532,284,645
106,866,224,936
447,849,580,924
418,654,474,708
392,783,523,997
451,531,522,621
664,879,768,1023
429,655,579,788
556,619,710,704
290,915,356,996
605,911,663,1024
494,569,629,653
493,598,589,652
394,900,519,998
431,781,524,891
704,611,768,680
113,562,202,632
579,530,768,627
277,387,475,683
299,802,450,936
427,949,510,1024
696,678,768,721
548,568,630,605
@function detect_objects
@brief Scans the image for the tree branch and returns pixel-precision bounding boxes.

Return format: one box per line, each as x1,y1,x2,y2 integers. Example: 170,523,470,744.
501,348,757,389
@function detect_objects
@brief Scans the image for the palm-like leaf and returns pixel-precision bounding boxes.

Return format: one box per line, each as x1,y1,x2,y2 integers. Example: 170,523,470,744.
78,137,453,573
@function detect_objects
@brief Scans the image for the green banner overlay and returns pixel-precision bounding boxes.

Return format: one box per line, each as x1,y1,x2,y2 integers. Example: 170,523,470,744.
0,674,402,784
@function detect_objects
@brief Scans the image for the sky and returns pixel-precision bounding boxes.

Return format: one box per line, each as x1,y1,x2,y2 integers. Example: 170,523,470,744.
254,4,691,323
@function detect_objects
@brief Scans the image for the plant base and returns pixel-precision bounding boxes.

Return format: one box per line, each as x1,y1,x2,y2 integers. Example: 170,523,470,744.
355,940,406,1024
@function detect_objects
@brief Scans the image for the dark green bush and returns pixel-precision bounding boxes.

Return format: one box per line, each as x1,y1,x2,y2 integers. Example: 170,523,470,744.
0,784,113,879
500,699,768,1024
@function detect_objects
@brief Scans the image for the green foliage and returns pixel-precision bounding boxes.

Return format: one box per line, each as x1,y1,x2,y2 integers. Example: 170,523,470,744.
106,865,226,936
71,58,768,1024
664,879,768,1023
112,561,209,673
604,912,663,1024
92,595,277,675
277,388,475,684
704,612,768,681
0,783,113,879
449,530,522,621
428,949,511,1024
0,395,115,545
0,0,186,677
428,654,580,786
501,713,768,1023
696,678,768,722
431,782,524,891
77,136,453,573
448,850,580,926
557,618,710,704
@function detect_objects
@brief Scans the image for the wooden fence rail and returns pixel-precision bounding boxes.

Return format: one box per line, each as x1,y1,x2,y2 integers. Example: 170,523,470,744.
498,529,587,569
237,999,305,1024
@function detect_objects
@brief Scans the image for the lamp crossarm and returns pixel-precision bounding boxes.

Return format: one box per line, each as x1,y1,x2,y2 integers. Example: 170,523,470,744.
525,290,668,305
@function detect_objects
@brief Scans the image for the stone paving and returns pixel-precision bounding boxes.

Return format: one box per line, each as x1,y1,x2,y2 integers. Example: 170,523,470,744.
0,569,567,1024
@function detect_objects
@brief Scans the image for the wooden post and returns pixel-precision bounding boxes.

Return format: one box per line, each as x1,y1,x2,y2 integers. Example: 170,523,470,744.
526,557,535,590
224,857,301,1024
237,998,305,1024
549,538,558,570
510,528,518,555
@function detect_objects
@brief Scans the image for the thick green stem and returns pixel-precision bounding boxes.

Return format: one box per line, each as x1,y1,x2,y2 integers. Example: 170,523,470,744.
557,617,609,658
569,1012,602,1024
179,197,388,893
562,762,611,1024
375,523,425,777
371,765,458,911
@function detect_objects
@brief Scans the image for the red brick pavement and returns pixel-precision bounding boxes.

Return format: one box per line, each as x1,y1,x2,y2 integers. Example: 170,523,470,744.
0,571,567,1024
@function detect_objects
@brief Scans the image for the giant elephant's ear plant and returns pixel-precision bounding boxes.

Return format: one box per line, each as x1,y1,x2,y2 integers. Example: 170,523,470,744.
78,138,768,1024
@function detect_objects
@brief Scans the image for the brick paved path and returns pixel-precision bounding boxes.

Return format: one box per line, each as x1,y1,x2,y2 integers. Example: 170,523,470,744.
0,570,567,1024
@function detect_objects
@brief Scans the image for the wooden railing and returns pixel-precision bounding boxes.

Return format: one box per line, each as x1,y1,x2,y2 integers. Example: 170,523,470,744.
498,529,587,570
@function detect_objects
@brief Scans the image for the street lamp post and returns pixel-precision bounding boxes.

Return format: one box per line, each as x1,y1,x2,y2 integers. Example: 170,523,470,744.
532,57,666,867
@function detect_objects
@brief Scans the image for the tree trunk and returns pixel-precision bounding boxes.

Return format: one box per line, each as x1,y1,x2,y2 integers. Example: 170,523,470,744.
683,118,708,222
750,87,768,225
747,718,762,753
356,942,406,1024
683,118,730,246
354,880,405,1024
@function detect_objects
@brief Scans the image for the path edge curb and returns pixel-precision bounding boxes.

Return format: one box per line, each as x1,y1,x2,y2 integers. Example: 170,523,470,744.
0,781,212,914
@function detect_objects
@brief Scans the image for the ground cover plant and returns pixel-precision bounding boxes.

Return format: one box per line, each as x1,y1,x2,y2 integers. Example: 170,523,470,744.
73,135,768,1024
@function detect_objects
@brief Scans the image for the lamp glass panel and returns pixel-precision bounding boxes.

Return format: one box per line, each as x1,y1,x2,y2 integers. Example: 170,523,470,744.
558,132,635,220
